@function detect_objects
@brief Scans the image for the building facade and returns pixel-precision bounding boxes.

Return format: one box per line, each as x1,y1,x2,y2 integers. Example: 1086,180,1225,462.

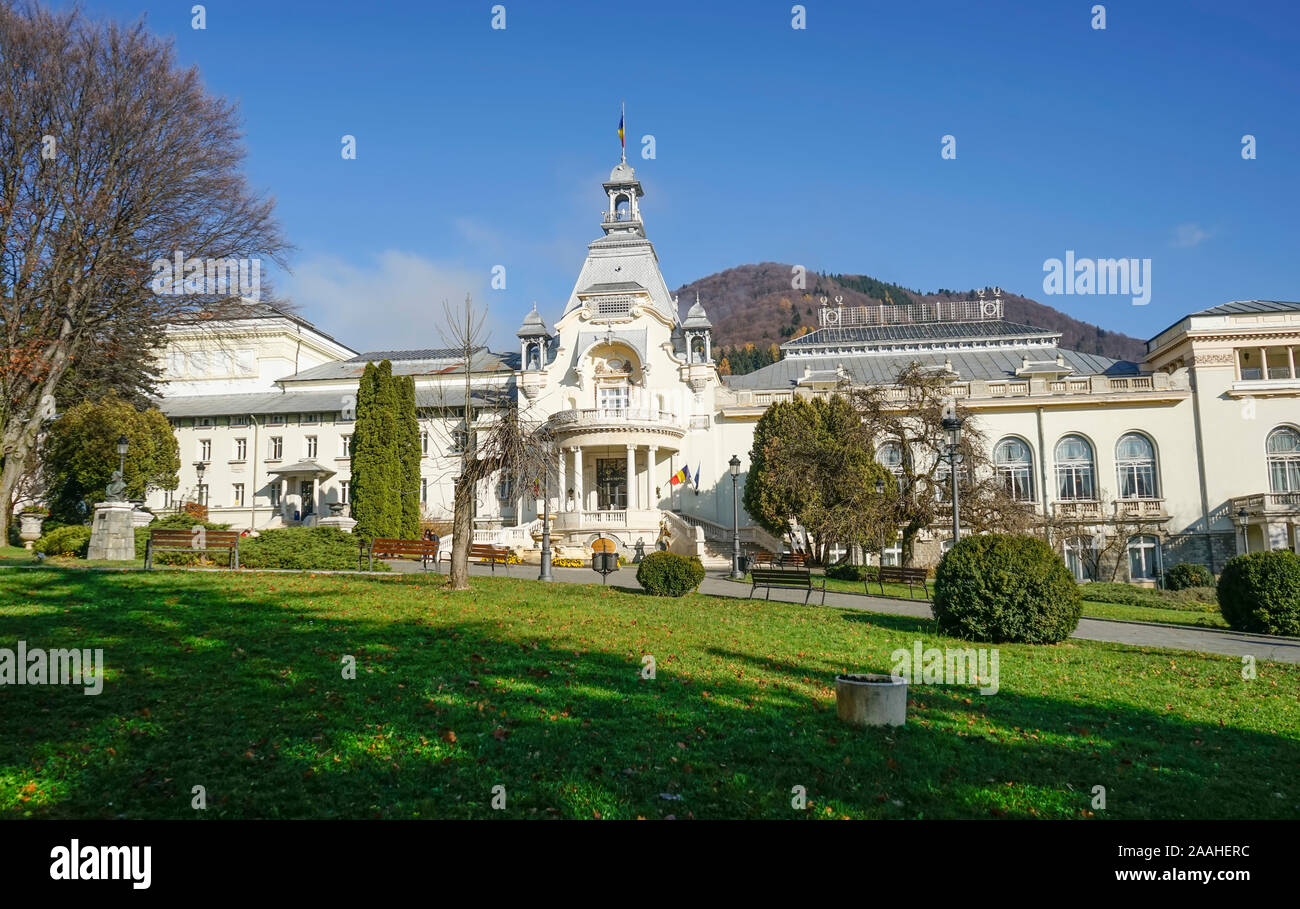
147,157,1300,578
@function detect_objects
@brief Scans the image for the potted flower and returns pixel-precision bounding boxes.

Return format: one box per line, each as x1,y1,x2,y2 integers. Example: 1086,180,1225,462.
17,507,49,549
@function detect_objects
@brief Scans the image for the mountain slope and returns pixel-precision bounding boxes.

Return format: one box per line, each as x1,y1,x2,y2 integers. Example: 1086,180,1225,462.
672,264,1147,363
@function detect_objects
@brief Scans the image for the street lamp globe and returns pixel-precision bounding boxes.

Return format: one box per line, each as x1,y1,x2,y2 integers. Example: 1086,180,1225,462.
875,477,885,496
117,435,129,457
729,454,741,477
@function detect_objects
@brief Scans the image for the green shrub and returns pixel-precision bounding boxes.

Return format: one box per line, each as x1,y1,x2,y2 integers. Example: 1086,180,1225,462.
1164,562,1214,591
34,525,92,557
1080,581,1217,612
826,561,874,581
1217,551,1300,635
636,551,705,597
933,534,1081,643
240,527,382,571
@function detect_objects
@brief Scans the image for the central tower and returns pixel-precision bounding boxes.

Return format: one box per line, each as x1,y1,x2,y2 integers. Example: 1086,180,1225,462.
601,162,645,237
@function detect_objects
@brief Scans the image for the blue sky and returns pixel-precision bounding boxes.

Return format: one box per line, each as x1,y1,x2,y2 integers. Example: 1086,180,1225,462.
65,0,1300,352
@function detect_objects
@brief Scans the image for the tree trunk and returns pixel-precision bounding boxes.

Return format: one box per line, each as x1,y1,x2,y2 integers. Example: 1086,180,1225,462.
449,475,474,590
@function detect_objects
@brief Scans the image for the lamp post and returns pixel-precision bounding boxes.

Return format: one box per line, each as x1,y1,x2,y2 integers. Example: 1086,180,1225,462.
538,469,555,582
875,476,886,567
729,454,744,580
1236,507,1250,554
193,461,206,506
116,435,129,478
941,407,965,546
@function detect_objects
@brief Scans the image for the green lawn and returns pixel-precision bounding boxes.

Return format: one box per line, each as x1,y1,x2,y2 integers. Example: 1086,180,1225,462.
1,568,1295,819
754,570,1232,630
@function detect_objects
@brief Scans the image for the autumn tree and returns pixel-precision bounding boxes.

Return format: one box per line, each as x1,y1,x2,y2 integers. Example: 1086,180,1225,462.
41,396,179,523
0,5,287,542
850,364,1036,565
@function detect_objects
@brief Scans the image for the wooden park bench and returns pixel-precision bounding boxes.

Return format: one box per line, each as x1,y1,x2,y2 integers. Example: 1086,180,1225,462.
361,537,439,571
872,565,931,599
144,527,240,570
436,543,513,573
778,552,810,569
749,551,778,568
749,567,827,605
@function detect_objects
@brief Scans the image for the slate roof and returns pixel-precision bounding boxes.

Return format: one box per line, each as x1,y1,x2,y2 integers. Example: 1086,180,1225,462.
157,386,502,418
724,347,1138,390
782,320,1059,348
286,349,514,381
1192,300,1300,316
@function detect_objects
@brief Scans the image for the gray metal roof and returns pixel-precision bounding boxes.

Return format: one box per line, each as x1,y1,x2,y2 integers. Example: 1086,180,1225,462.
266,460,336,478
517,305,550,337
725,347,1137,390
782,320,1059,348
578,281,646,295
1192,300,1300,316
287,349,512,382
157,385,502,418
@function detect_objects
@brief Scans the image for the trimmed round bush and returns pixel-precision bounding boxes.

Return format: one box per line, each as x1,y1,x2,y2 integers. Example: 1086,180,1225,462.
1165,561,1214,591
1217,551,1300,635
34,524,92,557
636,551,705,597
240,526,382,571
933,534,1081,643
826,561,874,582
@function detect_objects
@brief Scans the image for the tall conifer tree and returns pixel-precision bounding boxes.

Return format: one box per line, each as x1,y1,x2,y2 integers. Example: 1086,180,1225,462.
398,374,422,538
349,362,387,539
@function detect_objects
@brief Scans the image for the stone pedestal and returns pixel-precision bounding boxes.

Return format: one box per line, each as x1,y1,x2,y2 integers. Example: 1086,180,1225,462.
316,515,357,534
87,501,137,561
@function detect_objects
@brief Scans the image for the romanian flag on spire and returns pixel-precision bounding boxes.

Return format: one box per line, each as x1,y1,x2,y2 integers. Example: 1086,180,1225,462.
669,465,690,487
618,109,625,149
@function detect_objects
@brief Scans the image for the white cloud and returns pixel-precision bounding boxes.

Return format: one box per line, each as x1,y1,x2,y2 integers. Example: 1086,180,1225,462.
283,250,491,352
1171,222,1211,248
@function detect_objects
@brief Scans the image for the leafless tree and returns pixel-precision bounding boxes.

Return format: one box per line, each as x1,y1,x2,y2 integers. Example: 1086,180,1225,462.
0,4,288,541
436,294,555,590
849,364,1036,565
1036,490,1168,582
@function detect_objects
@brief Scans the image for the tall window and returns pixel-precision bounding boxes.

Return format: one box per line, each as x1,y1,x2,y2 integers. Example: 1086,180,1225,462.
198,439,211,461
1115,433,1158,499
197,484,209,506
233,483,244,507
420,431,429,455
269,437,283,460
269,484,281,507
306,436,318,458
1127,535,1161,582
994,437,1035,502
876,442,905,492
1267,426,1300,493
340,481,350,505
1063,535,1097,581
341,435,352,457
598,385,629,416
1054,435,1095,500
234,438,247,461
420,478,428,503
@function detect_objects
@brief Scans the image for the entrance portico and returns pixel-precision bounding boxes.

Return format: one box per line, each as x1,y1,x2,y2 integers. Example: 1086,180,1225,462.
266,460,336,525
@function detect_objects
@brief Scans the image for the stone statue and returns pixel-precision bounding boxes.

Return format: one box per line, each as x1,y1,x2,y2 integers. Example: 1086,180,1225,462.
105,469,127,502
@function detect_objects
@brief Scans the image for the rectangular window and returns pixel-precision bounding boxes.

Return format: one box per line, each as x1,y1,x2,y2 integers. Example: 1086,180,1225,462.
230,415,249,428
420,431,429,455
306,436,318,458
270,484,281,507
233,483,244,507
269,437,283,460
197,484,209,506
163,489,174,509
341,435,352,457
420,478,428,503
267,414,286,426
302,413,319,425
199,439,211,461
340,480,350,505
1055,465,1095,501
595,458,627,509
1128,537,1161,582
598,385,629,415
234,438,247,461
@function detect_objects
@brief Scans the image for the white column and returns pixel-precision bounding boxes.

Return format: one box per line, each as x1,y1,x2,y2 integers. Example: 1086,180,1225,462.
573,447,583,514
647,445,658,508
704,333,712,363
1259,346,1269,379
626,445,636,511
280,478,287,518
558,449,567,512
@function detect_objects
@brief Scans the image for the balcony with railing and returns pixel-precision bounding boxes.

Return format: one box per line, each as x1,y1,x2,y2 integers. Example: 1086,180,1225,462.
1053,500,1104,520
548,407,685,438
1113,498,1168,519
1231,492,1300,516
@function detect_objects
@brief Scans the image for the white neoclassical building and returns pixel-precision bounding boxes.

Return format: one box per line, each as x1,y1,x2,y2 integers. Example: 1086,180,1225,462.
146,156,1300,578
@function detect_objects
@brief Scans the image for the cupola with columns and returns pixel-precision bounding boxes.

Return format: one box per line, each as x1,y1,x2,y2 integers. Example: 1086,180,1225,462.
601,161,645,237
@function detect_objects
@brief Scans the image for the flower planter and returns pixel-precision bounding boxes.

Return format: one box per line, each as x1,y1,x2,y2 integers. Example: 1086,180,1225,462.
18,513,45,549
834,673,907,727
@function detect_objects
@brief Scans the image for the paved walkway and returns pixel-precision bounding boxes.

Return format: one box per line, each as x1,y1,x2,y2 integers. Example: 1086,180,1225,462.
404,560,1300,664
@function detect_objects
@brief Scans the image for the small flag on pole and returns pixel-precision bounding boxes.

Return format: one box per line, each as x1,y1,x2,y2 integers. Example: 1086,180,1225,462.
693,464,701,492
618,107,625,150
669,465,690,487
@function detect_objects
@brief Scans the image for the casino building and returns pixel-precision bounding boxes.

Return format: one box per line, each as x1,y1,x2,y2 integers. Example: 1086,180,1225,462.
146,156,1300,579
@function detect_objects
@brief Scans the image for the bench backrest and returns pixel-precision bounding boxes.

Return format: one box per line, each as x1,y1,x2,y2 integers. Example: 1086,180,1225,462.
469,543,509,557
751,568,811,584
781,553,809,567
879,566,928,581
148,528,240,548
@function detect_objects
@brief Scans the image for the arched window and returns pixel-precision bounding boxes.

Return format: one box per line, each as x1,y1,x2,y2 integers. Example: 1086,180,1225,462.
1054,435,1095,501
876,442,905,493
1267,427,1300,493
1116,433,1158,499
994,437,1035,502
1127,535,1162,582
